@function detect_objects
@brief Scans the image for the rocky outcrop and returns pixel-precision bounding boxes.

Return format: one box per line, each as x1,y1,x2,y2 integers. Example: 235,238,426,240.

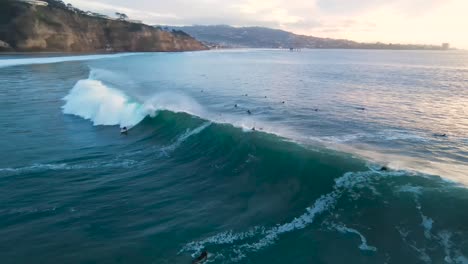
0,0,207,52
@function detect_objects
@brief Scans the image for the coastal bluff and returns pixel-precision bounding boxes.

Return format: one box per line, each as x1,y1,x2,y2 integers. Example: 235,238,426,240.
0,0,207,52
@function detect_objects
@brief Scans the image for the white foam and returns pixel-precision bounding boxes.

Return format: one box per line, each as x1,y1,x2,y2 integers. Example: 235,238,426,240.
159,122,211,156
63,71,207,128
397,190,468,264
180,192,338,261
398,184,423,195
421,215,434,240
331,223,377,252
436,231,467,264
0,159,140,174
396,226,432,263
319,129,428,144
240,192,338,251
397,184,435,241
180,169,393,260
438,231,455,263
180,226,265,257
0,53,138,68
62,79,149,127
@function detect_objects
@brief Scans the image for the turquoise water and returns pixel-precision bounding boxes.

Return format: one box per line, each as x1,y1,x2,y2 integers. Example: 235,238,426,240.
0,50,467,263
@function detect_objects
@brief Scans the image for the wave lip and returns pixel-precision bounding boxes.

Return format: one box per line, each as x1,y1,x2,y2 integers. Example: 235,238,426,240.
62,68,206,128
62,79,148,128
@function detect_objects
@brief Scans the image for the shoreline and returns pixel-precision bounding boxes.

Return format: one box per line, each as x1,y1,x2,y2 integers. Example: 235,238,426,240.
0,50,208,56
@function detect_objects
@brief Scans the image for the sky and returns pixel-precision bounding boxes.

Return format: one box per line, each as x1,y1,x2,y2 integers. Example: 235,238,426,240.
66,0,468,48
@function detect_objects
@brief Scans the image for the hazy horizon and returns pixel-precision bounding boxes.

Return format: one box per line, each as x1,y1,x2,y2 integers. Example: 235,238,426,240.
65,0,468,49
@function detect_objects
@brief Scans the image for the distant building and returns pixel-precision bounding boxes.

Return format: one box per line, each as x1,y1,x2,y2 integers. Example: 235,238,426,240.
17,0,48,6
442,43,450,50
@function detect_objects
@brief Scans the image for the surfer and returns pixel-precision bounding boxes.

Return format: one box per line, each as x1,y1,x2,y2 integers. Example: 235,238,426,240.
192,251,208,264
434,133,447,137
379,166,389,171
247,110,252,115
235,104,238,108
120,126,128,135
281,101,285,104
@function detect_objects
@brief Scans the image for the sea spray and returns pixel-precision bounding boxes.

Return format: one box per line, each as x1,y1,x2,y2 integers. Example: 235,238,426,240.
62,70,206,128
62,79,148,127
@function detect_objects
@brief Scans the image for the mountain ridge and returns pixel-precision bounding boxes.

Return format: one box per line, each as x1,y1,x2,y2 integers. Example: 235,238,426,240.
166,25,449,50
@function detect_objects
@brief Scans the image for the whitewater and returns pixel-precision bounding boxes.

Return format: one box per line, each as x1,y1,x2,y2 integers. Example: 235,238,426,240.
61,63,468,185
0,50,467,264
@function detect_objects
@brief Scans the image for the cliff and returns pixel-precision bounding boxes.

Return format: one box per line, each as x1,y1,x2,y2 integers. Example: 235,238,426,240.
0,0,207,52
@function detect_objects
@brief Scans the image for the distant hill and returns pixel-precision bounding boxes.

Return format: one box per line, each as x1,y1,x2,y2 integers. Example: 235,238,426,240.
166,25,448,50
0,0,207,52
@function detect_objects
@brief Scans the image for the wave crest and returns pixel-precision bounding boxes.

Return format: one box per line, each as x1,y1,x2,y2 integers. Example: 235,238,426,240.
62,69,204,128
62,79,148,127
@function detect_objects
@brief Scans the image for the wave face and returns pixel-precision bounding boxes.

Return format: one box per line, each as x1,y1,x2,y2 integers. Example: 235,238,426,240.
53,66,468,263
2,50,468,264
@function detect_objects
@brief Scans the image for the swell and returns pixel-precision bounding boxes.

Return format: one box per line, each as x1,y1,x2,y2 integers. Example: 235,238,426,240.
54,69,468,263
126,112,468,263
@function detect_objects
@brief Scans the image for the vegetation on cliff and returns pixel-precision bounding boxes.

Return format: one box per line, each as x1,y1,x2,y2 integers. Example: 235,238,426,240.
0,0,207,52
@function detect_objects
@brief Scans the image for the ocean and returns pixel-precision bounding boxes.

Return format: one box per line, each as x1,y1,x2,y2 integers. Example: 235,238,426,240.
0,49,467,263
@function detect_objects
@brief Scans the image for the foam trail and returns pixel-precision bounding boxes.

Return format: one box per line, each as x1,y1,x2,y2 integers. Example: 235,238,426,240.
437,231,468,264
0,53,137,68
397,184,435,240
319,129,428,144
0,159,140,175
159,122,211,156
397,185,468,264
181,169,394,260
331,223,377,251
397,227,432,263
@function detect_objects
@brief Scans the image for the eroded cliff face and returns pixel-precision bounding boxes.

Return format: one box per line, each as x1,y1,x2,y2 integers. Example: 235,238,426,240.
0,1,207,52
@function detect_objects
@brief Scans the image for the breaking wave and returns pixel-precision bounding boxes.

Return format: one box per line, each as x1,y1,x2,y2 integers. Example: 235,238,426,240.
62,69,204,128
